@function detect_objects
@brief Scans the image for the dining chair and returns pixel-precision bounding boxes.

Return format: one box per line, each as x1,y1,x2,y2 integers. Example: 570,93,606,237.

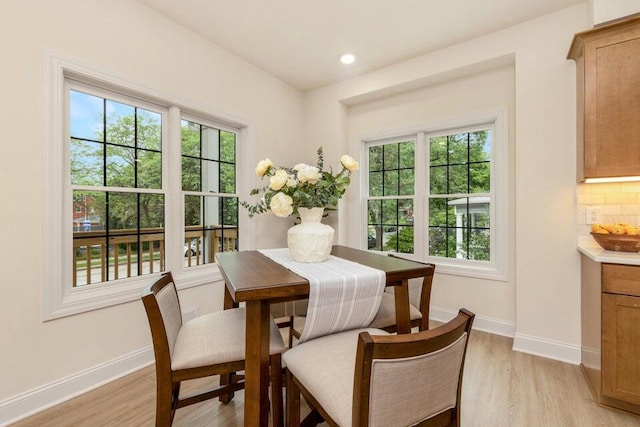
283,308,475,427
271,300,307,348
369,254,435,332
141,272,286,427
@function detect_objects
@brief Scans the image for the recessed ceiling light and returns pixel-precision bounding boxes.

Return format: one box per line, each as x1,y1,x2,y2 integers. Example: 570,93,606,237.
340,53,356,64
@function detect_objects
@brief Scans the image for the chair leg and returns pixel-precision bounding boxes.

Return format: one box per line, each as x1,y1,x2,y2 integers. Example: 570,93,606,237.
270,354,284,427
288,316,294,348
285,369,301,427
218,372,235,403
155,377,174,427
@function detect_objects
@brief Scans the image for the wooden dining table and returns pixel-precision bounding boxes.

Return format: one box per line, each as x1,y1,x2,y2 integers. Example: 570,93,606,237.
215,245,432,427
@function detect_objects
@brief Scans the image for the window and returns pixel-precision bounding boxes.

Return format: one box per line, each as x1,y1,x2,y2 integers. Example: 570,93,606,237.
69,86,165,287
44,54,250,319
181,118,239,267
367,140,416,253
363,111,508,280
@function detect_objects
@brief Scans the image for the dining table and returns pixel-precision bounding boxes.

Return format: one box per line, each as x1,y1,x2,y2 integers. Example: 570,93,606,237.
215,245,433,427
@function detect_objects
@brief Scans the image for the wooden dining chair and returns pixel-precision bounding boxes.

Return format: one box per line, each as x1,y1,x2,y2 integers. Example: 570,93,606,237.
369,254,435,332
270,300,308,348
141,272,286,427
284,308,474,427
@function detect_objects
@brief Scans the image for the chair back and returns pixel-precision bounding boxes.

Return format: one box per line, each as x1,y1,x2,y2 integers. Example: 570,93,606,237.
142,272,183,363
353,309,474,427
387,254,436,330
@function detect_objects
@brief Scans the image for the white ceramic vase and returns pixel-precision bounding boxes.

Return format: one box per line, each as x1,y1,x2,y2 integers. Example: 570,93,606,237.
287,207,334,263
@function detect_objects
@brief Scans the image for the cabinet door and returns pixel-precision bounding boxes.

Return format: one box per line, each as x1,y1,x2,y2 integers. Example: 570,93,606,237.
584,25,640,178
602,293,640,404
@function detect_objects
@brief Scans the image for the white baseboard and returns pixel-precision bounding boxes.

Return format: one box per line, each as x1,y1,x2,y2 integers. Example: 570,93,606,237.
430,306,516,338
431,306,581,365
512,333,581,365
0,346,154,426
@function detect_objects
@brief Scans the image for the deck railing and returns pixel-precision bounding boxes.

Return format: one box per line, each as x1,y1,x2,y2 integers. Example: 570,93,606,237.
73,225,237,287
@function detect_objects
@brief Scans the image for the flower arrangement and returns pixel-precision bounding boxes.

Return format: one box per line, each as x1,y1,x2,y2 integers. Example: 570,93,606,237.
242,147,359,218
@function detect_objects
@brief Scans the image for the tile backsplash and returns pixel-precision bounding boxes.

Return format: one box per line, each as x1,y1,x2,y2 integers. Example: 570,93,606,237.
577,182,640,237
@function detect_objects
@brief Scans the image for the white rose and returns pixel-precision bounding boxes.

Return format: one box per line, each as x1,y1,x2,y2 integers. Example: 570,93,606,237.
292,163,307,171
269,169,289,190
340,155,359,171
296,164,322,184
286,177,298,188
255,158,273,177
269,192,293,217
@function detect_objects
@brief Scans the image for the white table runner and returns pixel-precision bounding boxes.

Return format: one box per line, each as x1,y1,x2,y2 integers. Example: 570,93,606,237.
259,248,385,343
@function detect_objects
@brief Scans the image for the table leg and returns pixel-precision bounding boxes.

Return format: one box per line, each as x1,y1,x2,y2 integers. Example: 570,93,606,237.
394,279,411,334
245,299,271,426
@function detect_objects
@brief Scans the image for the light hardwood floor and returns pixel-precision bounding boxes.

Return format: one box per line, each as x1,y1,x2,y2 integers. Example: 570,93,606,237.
11,328,640,426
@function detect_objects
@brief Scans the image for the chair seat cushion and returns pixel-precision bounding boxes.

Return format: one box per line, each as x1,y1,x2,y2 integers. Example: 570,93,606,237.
283,328,390,427
171,307,285,371
368,292,422,329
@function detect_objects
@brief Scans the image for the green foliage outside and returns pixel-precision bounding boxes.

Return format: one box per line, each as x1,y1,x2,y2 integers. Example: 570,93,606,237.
368,131,491,261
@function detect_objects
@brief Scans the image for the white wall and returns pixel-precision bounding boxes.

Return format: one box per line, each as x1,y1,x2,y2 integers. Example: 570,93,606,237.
590,0,640,25
305,4,589,362
0,0,303,421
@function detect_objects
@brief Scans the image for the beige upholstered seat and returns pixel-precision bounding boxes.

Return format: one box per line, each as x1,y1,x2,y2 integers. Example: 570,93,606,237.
142,272,286,427
369,256,435,332
284,309,475,427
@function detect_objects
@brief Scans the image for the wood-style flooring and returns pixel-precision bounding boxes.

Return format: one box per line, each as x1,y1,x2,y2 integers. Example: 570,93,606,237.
10,328,640,426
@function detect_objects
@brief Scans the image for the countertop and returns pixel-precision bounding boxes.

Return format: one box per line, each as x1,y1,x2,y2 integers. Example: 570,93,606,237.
578,235,640,265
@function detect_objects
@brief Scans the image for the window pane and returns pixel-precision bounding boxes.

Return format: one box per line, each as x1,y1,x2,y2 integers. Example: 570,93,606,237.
469,228,490,261
181,120,200,157
369,145,383,171
470,130,491,161
202,159,220,193
428,226,448,257
139,194,164,228
448,133,468,164
137,150,162,189
383,170,399,196
184,195,239,268
220,131,235,163
383,144,399,169
108,192,137,230
106,145,135,187
399,169,414,195
137,109,162,151
398,199,414,225
470,161,490,193
70,90,104,141
72,190,105,232
430,165,446,195
367,199,382,225
71,139,103,186
181,119,236,196
201,126,220,161
220,163,236,193
448,164,468,194
185,195,201,226
369,171,383,197
398,142,415,169
429,136,447,166
382,199,397,225
106,100,135,147
396,226,414,254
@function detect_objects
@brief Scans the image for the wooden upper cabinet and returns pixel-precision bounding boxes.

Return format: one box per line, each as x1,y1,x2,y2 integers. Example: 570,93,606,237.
568,15,640,181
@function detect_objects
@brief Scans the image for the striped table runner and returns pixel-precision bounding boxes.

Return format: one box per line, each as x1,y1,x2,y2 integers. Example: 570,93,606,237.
259,248,385,343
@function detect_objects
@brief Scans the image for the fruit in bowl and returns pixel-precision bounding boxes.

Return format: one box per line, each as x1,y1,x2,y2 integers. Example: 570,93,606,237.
591,223,640,252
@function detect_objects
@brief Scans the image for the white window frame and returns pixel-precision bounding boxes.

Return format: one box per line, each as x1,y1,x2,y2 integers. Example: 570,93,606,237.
43,52,255,320
359,109,509,281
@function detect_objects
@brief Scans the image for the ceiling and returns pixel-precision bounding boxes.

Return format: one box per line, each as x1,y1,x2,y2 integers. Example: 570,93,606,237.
137,0,584,91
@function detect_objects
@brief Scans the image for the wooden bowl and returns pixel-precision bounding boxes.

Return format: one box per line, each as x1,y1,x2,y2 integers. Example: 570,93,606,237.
591,232,640,252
